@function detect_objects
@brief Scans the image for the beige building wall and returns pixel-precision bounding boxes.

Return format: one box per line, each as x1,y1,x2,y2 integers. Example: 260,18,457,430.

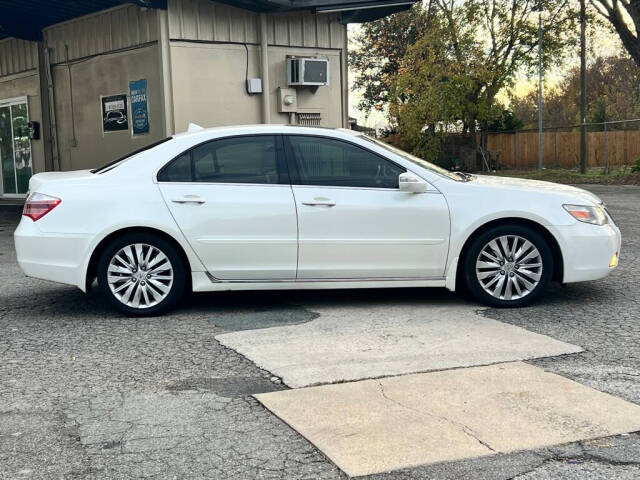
0,38,38,77
168,1,347,131
167,0,343,49
170,42,343,131
0,0,350,185
43,5,159,64
267,45,343,126
168,0,259,43
52,44,164,171
170,42,263,132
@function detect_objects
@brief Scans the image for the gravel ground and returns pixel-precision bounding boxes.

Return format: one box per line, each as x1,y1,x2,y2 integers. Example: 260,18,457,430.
1,185,639,479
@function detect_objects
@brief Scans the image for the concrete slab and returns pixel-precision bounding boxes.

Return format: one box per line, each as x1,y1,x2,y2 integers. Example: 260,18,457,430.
255,362,640,477
216,303,582,388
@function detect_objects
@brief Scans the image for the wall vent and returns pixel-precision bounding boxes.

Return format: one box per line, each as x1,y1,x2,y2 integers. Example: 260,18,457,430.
298,113,322,126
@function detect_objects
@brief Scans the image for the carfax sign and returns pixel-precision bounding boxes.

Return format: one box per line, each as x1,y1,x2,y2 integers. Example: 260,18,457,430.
129,79,149,135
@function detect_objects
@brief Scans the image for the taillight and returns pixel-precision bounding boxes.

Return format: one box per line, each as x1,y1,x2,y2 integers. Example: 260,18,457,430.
23,192,61,221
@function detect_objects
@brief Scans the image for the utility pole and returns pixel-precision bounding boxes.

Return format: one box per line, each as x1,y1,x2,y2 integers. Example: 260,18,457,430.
537,2,544,170
580,0,587,173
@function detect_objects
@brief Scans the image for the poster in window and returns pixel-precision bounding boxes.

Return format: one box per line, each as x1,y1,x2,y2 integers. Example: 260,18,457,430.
129,79,149,135
101,94,128,132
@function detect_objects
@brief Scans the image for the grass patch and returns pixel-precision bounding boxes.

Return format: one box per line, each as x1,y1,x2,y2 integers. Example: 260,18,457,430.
489,168,640,185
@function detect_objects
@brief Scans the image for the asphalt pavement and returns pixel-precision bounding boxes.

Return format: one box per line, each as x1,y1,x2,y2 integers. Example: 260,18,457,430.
1,185,639,479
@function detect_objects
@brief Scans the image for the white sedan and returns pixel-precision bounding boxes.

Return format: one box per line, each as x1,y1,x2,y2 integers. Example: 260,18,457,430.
14,125,621,316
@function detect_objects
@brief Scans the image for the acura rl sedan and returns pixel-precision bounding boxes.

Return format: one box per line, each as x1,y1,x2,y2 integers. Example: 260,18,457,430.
15,125,621,316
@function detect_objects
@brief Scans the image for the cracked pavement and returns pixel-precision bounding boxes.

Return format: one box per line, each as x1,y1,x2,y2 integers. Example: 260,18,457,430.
1,185,640,479
374,379,497,454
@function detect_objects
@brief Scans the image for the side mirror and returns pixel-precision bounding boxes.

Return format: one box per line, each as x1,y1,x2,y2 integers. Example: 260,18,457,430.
399,172,428,193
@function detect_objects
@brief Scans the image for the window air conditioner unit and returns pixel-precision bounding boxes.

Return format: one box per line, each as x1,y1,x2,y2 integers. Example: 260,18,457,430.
287,57,330,86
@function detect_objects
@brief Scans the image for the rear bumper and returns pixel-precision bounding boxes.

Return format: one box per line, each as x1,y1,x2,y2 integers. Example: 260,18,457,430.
14,217,92,290
550,221,621,284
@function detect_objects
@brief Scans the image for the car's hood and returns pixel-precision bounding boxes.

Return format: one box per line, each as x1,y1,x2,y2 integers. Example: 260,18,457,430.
472,175,602,204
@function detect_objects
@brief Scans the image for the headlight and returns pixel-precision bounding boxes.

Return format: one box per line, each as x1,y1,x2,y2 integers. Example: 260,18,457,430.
563,204,608,225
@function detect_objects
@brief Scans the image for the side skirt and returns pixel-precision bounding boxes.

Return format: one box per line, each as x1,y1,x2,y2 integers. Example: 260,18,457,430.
191,272,446,292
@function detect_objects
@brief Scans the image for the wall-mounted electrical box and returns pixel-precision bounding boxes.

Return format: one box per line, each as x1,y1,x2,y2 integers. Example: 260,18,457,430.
246,78,263,94
287,57,329,87
277,87,297,113
28,121,40,140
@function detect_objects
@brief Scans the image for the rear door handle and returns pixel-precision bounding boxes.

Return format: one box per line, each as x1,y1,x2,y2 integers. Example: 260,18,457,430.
171,195,205,204
302,198,336,207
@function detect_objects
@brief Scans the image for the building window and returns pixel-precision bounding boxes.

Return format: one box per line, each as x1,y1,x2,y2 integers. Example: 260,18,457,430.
0,97,32,195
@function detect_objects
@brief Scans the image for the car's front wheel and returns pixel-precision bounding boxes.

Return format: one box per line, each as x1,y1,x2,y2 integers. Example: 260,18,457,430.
463,224,553,307
97,233,186,316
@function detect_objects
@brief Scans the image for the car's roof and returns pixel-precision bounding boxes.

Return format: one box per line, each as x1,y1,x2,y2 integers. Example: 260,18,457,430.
171,124,362,140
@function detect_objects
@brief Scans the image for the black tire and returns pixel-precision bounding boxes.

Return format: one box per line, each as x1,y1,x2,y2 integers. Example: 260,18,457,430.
97,233,187,316
462,224,553,308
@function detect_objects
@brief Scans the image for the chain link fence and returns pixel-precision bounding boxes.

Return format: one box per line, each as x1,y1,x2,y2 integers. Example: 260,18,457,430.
437,119,640,172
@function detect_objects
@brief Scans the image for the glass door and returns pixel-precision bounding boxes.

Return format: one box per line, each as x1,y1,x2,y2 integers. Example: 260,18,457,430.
0,97,32,196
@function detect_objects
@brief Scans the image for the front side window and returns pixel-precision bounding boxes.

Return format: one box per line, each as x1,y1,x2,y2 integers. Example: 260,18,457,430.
286,136,405,189
360,135,463,181
158,135,284,184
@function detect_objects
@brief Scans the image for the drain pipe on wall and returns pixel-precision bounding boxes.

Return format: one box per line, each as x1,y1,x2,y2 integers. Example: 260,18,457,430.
157,9,175,136
64,45,78,148
341,24,349,129
260,13,270,124
38,42,60,172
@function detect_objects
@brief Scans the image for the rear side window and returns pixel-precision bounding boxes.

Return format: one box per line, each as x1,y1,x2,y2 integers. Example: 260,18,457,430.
158,135,286,184
285,135,405,189
159,152,191,182
92,137,171,174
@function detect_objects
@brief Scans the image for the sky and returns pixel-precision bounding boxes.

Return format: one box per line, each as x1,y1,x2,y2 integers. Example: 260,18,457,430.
348,14,626,130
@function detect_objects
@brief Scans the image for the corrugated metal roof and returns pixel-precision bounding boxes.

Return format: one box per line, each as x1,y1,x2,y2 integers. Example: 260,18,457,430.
0,0,416,41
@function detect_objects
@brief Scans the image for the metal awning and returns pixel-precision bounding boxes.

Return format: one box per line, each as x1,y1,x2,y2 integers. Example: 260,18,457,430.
217,0,416,18
0,1,167,41
0,0,416,41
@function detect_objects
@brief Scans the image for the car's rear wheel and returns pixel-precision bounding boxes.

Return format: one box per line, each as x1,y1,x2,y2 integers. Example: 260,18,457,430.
97,233,186,316
463,224,553,307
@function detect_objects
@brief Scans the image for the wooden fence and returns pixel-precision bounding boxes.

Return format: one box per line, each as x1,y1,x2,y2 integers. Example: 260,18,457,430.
485,130,640,169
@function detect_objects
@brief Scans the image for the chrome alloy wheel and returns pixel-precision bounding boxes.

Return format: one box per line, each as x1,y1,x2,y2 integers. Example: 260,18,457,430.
107,243,174,309
475,235,543,301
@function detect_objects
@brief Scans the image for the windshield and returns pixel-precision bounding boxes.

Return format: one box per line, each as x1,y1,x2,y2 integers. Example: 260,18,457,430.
359,135,463,181
91,137,171,174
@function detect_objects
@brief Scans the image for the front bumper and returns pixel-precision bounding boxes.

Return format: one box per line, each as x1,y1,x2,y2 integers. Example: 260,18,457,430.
14,217,93,289
550,221,621,284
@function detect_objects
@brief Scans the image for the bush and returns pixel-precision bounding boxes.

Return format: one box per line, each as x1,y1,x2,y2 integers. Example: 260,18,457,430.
632,158,640,173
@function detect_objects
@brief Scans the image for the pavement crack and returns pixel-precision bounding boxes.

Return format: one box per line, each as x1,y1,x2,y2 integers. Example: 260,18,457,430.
376,380,496,453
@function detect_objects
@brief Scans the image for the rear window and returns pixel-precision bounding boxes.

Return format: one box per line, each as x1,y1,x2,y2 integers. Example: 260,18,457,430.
91,137,171,174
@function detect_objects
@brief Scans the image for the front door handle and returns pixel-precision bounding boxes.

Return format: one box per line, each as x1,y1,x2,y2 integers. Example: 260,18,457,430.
171,195,205,205
302,197,336,207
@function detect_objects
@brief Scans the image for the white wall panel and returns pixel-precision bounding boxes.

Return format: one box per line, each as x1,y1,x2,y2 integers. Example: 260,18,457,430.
43,5,158,64
0,38,38,76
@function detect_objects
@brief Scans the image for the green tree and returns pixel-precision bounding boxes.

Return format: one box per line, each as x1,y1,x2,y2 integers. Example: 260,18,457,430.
360,0,579,164
590,0,640,68
489,109,525,132
349,6,431,113
510,55,640,128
